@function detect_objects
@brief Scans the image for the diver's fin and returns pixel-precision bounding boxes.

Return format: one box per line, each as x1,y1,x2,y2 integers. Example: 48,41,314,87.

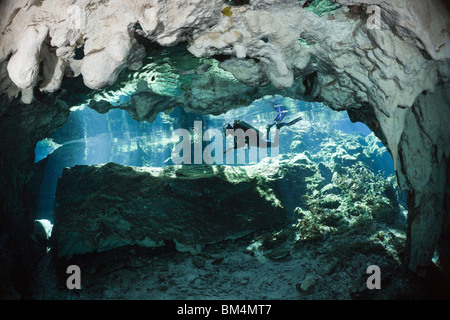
276,116,302,129
287,116,302,126
273,105,288,123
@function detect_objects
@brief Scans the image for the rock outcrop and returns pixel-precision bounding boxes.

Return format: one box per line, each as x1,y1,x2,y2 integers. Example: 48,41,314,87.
52,160,291,259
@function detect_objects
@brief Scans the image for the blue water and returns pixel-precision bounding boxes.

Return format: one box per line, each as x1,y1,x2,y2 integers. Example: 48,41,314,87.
33,96,394,221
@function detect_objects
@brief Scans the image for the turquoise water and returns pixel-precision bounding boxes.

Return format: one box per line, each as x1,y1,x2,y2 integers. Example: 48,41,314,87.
35,97,376,167
33,95,397,221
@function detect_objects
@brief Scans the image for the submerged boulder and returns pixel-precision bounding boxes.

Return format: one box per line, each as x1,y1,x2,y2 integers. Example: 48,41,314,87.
51,159,307,259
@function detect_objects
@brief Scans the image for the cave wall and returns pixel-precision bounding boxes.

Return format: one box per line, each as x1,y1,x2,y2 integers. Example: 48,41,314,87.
0,95,70,298
399,84,450,276
0,0,449,296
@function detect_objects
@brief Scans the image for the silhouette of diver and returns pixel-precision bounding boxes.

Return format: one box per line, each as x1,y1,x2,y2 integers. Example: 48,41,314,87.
223,105,302,153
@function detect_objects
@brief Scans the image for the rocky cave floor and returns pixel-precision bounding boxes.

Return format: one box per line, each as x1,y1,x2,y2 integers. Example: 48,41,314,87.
29,221,450,300
27,124,450,300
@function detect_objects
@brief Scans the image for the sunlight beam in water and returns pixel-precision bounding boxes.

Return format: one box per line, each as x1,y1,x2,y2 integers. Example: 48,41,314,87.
32,95,402,222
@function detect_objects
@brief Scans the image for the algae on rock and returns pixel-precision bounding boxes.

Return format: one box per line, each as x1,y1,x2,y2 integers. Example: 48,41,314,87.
52,159,303,259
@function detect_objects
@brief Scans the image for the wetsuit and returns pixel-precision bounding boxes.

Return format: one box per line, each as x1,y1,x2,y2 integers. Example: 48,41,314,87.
224,105,302,151
229,120,266,149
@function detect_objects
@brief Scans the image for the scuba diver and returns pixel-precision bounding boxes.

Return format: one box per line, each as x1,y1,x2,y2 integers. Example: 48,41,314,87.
223,105,302,153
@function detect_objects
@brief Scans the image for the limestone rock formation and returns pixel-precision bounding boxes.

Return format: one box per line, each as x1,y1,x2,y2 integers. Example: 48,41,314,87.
0,0,448,287
52,160,291,259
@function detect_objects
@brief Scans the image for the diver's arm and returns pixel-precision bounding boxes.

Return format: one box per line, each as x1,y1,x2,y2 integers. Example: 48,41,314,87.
224,138,238,153
224,137,246,153
224,146,235,153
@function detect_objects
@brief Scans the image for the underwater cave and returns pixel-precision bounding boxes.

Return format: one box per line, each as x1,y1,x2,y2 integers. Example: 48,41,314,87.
0,0,449,302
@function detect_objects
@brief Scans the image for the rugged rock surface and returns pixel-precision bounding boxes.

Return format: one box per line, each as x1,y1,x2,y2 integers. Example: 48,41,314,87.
0,0,448,297
52,160,296,259
0,93,71,298
32,129,444,300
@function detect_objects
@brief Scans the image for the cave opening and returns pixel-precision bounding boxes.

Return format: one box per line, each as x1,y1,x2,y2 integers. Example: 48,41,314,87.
1,0,447,300
25,83,416,299
31,95,406,223
16,31,424,298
